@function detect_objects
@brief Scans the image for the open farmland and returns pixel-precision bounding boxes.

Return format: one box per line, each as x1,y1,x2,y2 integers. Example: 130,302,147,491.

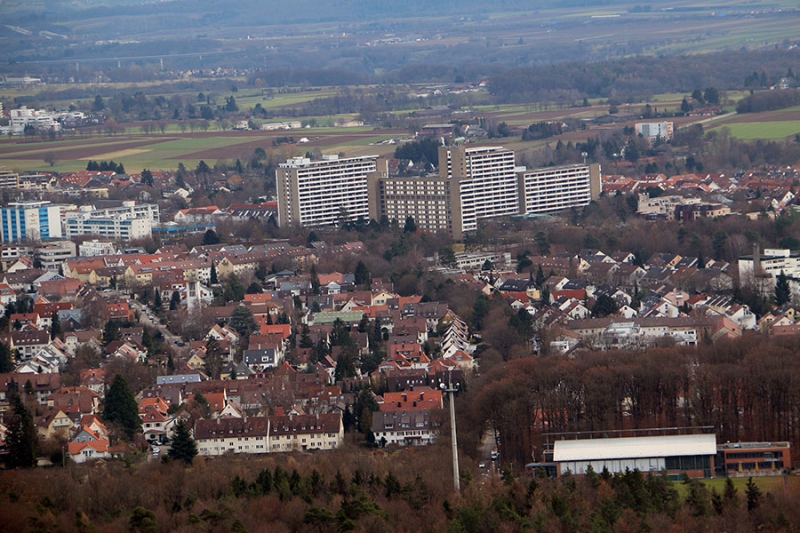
0,129,402,173
708,108,800,140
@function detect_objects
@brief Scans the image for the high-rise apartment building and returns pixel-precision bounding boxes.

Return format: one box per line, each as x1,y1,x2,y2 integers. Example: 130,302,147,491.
1,201,62,243
367,173,466,238
519,163,601,214
277,155,386,228
278,147,601,240
438,146,520,232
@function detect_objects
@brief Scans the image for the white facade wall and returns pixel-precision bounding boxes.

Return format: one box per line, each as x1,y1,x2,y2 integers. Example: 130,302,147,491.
64,202,157,241
277,155,379,227
79,240,119,257
196,434,270,456
443,146,519,232
520,164,594,214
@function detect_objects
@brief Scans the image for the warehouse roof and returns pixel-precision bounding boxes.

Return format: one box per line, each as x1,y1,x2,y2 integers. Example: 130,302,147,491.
553,434,716,462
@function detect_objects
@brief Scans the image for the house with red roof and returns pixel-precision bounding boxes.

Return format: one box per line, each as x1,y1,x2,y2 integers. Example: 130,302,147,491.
380,387,443,411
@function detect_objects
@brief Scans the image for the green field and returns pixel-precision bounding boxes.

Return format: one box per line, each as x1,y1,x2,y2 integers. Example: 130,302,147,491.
673,476,789,499
711,121,800,140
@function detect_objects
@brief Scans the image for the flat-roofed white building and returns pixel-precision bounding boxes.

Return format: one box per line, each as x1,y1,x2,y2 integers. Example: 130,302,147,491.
439,145,519,233
635,121,674,142
79,240,119,257
553,433,716,478
518,163,601,214
64,201,158,241
277,155,386,227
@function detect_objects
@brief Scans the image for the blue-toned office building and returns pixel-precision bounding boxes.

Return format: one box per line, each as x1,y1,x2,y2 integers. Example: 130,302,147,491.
0,201,62,243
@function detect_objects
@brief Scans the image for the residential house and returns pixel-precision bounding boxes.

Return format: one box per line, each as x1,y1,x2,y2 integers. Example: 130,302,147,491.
194,416,270,456
35,408,73,439
269,413,343,452
372,409,437,446
380,387,443,411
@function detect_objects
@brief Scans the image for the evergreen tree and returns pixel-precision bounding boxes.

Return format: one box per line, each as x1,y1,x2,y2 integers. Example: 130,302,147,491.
0,341,14,373
153,288,162,311
168,420,197,465
103,319,121,344
204,338,225,380
210,263,218,285
334,346,357,381
310,265,320,295
6,381,38,468
140,169,154,187
224,273,246,302
202,229,220,246
298,324,314,348
170,290,181,311
591,294,619,318
775,270,791,306
723,477,739,506
103,374,141,440
141,327,154,355
49,310,62,341
354,261,371,287
230,306,257,338
746,477,762,511
403,215,417,234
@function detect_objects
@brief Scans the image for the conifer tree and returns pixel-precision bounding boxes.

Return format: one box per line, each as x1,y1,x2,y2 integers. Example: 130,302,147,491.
50,310,61,340
775,270,791,306
103,374,141,440
170,290,181,311
0,341,14,373
6,381,38,468
153,288,162,311
168,420,197,464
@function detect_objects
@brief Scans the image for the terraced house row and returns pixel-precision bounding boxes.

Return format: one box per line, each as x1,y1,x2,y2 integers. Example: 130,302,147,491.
193,412,344,456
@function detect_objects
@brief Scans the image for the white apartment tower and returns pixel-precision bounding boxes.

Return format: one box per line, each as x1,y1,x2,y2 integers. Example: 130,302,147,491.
277,155,386,227
519,163,601,214
438,145,519,232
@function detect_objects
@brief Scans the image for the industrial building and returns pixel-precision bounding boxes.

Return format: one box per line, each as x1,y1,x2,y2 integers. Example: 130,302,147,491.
552,434,717,479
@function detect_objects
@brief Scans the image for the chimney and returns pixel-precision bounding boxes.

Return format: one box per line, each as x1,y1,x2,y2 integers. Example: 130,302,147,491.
753,243,762,275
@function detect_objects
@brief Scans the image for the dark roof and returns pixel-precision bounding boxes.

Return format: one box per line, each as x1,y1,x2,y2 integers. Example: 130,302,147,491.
194,416,270,440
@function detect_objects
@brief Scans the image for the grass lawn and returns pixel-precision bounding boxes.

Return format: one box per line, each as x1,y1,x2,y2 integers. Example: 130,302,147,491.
712,121,800,140
673,476,790,498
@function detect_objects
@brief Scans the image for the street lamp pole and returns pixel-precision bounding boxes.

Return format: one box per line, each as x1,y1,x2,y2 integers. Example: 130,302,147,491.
441,371,460,492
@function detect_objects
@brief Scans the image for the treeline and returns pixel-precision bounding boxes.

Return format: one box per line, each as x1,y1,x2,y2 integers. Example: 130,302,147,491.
736,88,800,113
2,441,798,533
393,137,441,167
86,160,125,173
488,49,800,103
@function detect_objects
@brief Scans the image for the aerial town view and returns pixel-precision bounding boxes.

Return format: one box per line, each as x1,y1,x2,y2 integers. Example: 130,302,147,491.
3,0,800,530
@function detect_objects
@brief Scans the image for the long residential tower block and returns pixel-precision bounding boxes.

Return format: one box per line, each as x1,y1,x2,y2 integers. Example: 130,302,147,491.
277,146,601,239
277,155,386,227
